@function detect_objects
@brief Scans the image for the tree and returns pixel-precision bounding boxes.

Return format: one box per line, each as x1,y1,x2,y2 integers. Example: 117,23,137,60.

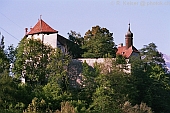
89,86,117,113
130,55,170,113
0,71,17,111
139,43,170,112
116,54,126,65
82,25,116,58
68,30,83,46
13,37,53,85
0,35,5,50
88,59,137,113
0,36,9,74
79,62,100,105
6,44,16,64
55,101,76,113
43,81,62,110
24,97,46,113
42,48,72,110
122,101,153,113
68,30,83,58
79,59,135,113
140,42,166,71
0,50,9,73
47,48,71,91
144,64,170,113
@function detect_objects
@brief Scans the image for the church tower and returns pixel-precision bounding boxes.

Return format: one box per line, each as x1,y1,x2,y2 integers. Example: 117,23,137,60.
116,23,139,59
125,23,133,49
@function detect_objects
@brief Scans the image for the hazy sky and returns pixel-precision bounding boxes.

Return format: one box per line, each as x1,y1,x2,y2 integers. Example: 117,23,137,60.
0,0,170,55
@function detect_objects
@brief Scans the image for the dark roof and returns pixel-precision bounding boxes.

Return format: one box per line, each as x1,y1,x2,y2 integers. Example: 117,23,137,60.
57,34,70,46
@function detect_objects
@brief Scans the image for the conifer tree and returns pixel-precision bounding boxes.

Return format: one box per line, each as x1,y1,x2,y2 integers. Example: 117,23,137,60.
0,35,9,73
140,42,166,71
0,35,5,50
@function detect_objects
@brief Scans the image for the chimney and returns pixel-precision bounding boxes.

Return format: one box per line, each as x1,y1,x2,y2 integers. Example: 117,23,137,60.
25,28,28,35
118,43,123,47
30,27,32,31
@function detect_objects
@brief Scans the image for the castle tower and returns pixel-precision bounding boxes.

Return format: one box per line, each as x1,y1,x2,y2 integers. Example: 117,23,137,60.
125,23,133,49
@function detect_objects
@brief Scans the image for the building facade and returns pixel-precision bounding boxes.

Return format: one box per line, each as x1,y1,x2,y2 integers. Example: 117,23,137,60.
25,18,71,54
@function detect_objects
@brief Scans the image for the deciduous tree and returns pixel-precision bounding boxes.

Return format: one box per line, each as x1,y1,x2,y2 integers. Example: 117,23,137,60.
82,26,116,58
68,30,83,58
13,37,53,85
130,54,170,113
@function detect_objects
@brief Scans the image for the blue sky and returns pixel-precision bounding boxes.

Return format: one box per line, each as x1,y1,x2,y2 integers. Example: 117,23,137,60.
0,0,170,55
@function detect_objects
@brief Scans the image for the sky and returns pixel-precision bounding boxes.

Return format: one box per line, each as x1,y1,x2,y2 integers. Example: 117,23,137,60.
0,0,170,55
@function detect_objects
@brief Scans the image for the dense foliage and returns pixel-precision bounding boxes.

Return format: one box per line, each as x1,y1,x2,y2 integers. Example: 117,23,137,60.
82,26,116,58
0,31,170,113
68,26,116,58
13,37,53,85
68,30,83,58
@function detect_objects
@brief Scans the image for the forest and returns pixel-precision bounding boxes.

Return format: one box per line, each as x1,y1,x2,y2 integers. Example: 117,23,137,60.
0,26,170,113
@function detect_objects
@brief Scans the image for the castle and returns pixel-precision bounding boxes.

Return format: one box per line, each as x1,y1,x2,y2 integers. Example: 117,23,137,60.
25,18,140,86
25,19,139,59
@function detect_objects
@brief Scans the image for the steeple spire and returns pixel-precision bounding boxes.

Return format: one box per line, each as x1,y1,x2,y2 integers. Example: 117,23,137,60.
40,15,42,20
125,23,133,37
128,23,131,32
40,15,42,33
125,23,133,49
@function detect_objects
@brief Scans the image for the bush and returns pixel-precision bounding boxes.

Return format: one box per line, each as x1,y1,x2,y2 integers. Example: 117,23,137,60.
122,101,153,113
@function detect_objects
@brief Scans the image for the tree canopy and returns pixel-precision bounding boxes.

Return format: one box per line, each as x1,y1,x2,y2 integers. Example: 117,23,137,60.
0,35,9,73
68,30,83,58
13,37,53,85
82,25,116,58
140,43,166,70
1,29,170,113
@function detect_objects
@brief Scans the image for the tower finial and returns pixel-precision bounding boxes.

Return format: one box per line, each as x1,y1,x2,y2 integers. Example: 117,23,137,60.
128,23,130,31
40,15,42,20
125,23,133,49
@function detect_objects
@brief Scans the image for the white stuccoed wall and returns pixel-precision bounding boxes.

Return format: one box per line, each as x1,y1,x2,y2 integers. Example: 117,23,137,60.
75,58,131,73
27,33,58,48
77,58,106,67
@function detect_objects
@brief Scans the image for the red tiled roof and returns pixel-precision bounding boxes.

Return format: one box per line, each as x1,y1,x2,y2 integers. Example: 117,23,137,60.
27,19,58,35
116,46,139,58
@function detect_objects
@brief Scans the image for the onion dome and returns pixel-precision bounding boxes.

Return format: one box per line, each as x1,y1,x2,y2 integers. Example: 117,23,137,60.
125,23,133,37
